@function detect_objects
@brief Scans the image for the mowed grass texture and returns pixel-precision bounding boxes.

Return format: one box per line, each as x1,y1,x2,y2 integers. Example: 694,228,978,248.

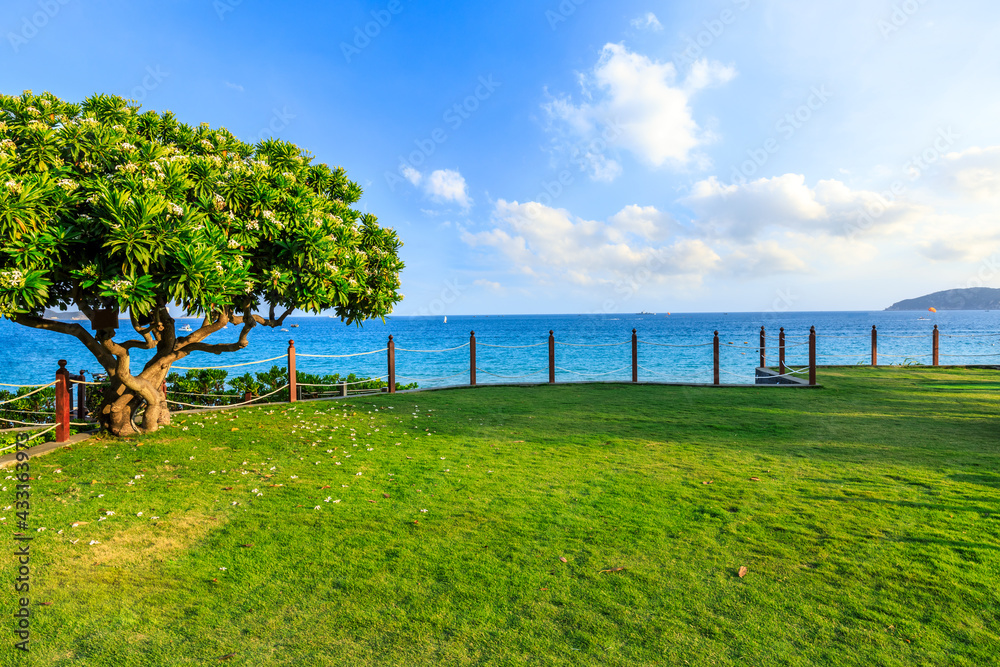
3,367,1000,666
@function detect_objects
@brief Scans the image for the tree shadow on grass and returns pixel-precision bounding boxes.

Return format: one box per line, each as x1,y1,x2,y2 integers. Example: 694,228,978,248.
948,473,1000,489
808,495,998,517
894,536,1000,552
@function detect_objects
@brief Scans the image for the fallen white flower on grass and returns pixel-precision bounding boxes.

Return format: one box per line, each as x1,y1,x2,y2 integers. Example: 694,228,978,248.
356,472,362,476
314,506,321,510
136,512,143,516
333,499,341,503
420,509,428,513
89,540,100,545
219,567,227,571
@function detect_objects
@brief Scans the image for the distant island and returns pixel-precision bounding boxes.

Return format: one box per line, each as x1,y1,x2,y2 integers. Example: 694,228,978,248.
43,309,90,321
886,287,1000,311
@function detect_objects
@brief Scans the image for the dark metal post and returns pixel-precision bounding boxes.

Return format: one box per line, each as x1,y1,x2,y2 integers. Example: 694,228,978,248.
760,326,766,368
632,329,638,383
77,371,88,420
387,335,396,394
933,325,940,366
779,328,786,375
287,340,297,403
871,325,878,367
713,331,720,386
470,331,477,386
809,326,817,386
548,330,555,384
55,360,70,443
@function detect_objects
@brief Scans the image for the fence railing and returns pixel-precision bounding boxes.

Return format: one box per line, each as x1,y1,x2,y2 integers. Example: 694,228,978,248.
7,323,996,446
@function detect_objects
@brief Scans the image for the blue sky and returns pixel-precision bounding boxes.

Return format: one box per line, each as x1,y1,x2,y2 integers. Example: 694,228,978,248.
3,0,1000,315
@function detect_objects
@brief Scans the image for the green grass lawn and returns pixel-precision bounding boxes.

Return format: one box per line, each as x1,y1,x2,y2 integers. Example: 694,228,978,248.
4,367,999,666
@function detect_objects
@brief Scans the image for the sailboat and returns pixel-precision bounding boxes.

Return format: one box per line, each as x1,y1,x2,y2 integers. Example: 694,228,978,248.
180,324,193,332
443,316,447,323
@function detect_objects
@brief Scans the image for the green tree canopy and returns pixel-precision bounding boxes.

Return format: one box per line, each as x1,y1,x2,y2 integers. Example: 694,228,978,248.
0,90,404,435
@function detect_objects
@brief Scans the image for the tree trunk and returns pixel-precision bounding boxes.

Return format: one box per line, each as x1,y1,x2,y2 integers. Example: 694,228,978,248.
97,372,171,436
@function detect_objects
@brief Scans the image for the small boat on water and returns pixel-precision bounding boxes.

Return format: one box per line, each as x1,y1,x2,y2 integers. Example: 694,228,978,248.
290,324,299,328
180,324,193,332
443,316,447,323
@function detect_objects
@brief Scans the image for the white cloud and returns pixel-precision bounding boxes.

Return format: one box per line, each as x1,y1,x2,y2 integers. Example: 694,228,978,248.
683,174,924,240
631,12,663,31
609,204,676,241
474,279,503,290
399,167,473,209
426,169,472,208
934,146,1000,200
225,82,244,92
544,43,736,179
720,241,810,278
462,200,719,287
401,165,423,186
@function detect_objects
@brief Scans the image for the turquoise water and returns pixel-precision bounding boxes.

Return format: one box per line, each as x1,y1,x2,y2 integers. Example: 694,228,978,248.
2,311,999,388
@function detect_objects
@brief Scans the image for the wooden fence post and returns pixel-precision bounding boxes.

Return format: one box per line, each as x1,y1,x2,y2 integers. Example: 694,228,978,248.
632,329,638,383
779,327,786,375
933,325,940,366
387,335,396,394
55,360,70,443
548,330,556,384
760,326,766,368
871,325,878,367
713,331,720,386
470,331,477,386
287,340,297,403
809,326,817,386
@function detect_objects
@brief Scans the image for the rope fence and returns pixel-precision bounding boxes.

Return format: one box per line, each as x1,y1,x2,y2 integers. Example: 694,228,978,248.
7,322,1000,445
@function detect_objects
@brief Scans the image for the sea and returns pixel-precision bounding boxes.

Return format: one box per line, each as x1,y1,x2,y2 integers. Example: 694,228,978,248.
2,311,999,389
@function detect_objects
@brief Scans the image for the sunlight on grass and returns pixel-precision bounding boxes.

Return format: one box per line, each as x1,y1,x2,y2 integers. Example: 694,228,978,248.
3,367,999,666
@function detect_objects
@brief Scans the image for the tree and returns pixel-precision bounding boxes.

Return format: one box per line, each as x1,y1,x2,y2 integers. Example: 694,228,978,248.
0,91,404,436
